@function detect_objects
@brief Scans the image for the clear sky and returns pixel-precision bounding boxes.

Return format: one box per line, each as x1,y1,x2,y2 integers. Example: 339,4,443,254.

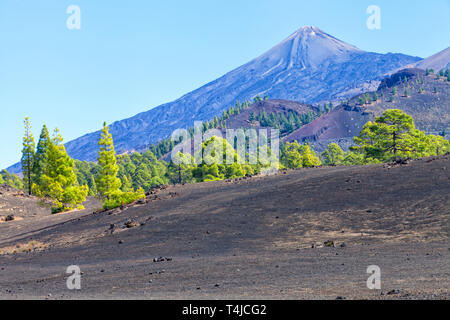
1,0,449,169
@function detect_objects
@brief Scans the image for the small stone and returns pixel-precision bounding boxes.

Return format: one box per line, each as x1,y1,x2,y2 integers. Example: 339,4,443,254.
118,240,124,244
387,289,400,295
125,220,138,228
340,242,347,248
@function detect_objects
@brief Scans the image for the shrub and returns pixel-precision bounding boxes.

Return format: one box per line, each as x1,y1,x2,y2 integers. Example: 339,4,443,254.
102,188,146,210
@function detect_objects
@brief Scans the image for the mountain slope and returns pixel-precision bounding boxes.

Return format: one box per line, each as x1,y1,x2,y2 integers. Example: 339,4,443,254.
285,68,450,146
158,99,320,162
8,27,421,171
413,47,450,71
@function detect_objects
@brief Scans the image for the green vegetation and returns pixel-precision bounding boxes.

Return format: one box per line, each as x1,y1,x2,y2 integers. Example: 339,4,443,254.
95,122,146,210
321,143,345,166
352,109,449,162
280,142,321,169
32,125,51,188
32,128,88,213
21,117,35,195
188,135,276,182
3,108,449,212
254,110,317,135
0,170,23,189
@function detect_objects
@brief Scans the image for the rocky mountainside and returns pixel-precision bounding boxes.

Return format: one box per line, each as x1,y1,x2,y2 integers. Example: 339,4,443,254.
412,47,450,71
221,99,319,133
285,68,450,148
7,26,421,171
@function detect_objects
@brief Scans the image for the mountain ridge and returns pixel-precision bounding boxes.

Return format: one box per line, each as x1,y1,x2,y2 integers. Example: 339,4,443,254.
285,68,450,148
7,26,422,172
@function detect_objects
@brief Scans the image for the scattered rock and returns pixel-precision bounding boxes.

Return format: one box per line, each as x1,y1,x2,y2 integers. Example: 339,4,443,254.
118,240,124,244
5,215,15,222
125,220,138,228
387,289,401,295
153,257,172,263
340,242,347,248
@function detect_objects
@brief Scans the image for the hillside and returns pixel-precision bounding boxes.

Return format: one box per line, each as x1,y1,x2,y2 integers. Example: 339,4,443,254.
6,26,420,172
412,47,450,71
222,99,320,134
156,99,320,162
286,68,450,146
0,156,449,299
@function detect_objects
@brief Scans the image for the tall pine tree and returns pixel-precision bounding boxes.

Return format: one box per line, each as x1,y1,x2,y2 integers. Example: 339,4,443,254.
21,117,35,195
32,125,51,186
96,122,121,199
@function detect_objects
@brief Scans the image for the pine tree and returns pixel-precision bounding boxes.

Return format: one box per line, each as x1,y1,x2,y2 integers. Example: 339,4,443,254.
321,143,345,166
96,122,121,199
121,175,133,192
21,117,35,195
33,128,88,212
88,175,97,196
302,145,322,167
353,109,416,161
392,86,398,96
32,125,51,186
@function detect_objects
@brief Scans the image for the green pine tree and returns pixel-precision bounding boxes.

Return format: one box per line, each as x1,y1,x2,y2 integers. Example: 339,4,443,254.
32,125,51,187
321,143,345,166
21,117,35,195
353,109,416,162
33,128,88,212
88,175,97,196
96,122,122,199
121,175,133,192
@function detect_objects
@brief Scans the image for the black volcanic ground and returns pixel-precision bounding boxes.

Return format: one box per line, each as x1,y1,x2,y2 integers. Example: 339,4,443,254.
0,156,449,299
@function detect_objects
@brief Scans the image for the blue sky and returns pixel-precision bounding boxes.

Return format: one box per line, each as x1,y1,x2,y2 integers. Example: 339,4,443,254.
1,0,449,169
